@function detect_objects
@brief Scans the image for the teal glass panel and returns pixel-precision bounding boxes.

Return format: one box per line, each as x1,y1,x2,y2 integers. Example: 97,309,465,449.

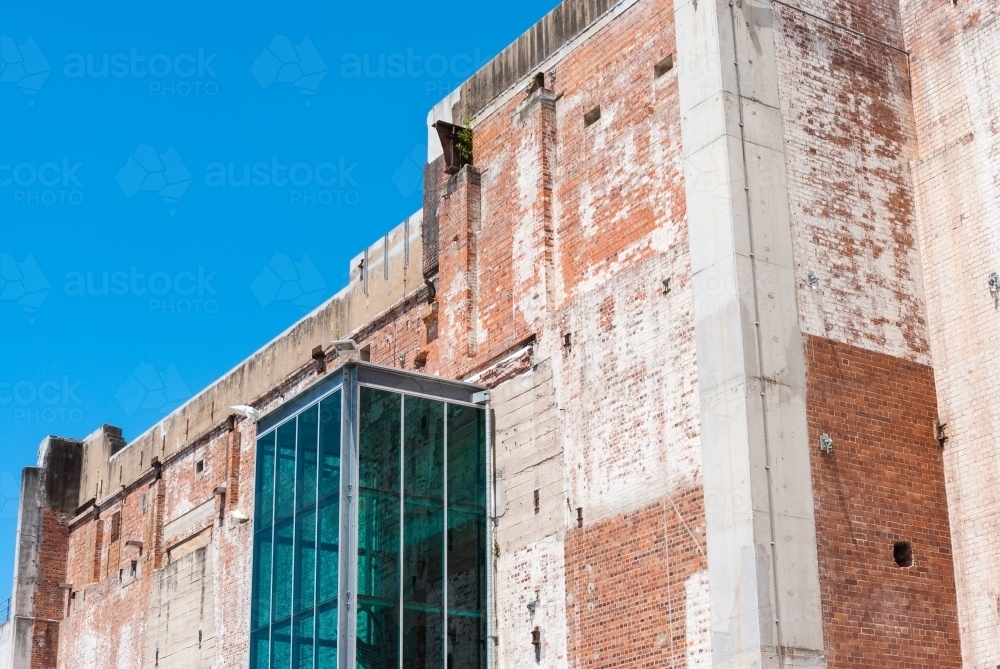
276,420,297,521
447,611,485,669
293,508,316,614
358,387,401,669
296,405,319,511
403,397,444,669
318,391,342,501
403,397,444,608
404,397,444,500
316,600,338,669
272,617,292,669
403,500,444,606
446,508,484,612
292,610,314,669
252,530,274,629
446,404,486,611
255,431,276,532
317,496,339,605
403,607,443,669
358,387,401,603
250,627,270,669
357,602,398,669
273,517,294,623
446,404,486,509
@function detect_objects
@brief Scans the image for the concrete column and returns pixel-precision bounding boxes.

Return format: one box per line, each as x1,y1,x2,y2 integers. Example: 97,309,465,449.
673,0,825,666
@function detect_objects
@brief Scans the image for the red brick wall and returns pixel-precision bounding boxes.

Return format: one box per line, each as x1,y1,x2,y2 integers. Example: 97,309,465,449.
804,335,961,667
564,487,707,668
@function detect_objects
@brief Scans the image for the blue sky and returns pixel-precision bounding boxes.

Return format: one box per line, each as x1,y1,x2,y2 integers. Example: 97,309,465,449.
0,0,554,600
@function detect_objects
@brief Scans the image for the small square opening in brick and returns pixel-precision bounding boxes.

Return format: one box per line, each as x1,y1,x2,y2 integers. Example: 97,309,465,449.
196,460,204,475
584,106,601,128
654,55,674,78
893,541,913,568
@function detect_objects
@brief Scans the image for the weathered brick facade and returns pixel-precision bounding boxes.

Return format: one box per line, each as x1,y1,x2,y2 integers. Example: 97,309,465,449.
1,0,995,667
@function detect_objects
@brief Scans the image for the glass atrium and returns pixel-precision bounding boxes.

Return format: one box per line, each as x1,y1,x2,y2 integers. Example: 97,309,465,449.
250,362,489,669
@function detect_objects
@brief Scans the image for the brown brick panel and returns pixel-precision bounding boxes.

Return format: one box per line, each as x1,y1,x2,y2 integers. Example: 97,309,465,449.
565,487,707,669
805,335,961,668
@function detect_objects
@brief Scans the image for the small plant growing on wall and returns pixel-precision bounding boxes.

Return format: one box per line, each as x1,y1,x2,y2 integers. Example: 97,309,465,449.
432,118,474,175
456,116,474,164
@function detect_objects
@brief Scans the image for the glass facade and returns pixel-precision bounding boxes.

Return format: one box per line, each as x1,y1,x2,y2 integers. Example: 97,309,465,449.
252,391,342,669
252,365,488,669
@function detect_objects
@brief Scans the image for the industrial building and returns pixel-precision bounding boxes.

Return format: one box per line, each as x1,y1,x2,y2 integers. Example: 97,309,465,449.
1,0,998,666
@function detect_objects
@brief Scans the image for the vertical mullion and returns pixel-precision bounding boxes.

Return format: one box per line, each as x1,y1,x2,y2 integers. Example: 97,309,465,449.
341,367,359,669
291,416,299,623
398,394,405,669
313,402,321,669
442,403,449,669
268,429,279,669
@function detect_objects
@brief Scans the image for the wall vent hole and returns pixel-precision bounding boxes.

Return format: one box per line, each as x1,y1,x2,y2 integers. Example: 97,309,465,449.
584,106,601,127
654,55,674,78
533,489,540,515
196,460,204,475
893,541,913,568
360,345,372,362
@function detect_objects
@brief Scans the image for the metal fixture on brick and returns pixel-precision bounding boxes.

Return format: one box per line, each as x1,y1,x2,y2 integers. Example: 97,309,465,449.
229,404,261,423
819,433,833,454
807,271,819,289
989,272,999,296
330,339,360,357
934,420,949,449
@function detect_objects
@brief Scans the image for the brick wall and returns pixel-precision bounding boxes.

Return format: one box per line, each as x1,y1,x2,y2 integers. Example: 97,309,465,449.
564,488,706,669
804,335,961,667
25,0,995,666
898,0,1000,664
774,0,929,364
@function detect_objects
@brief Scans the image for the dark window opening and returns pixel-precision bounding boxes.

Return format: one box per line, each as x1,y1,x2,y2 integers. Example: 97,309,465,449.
196,460,204,475
654,55,674,78
893,541,913,568
584,106,602,128
529,72,545,94
109,511,121,543
533,489,540,515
